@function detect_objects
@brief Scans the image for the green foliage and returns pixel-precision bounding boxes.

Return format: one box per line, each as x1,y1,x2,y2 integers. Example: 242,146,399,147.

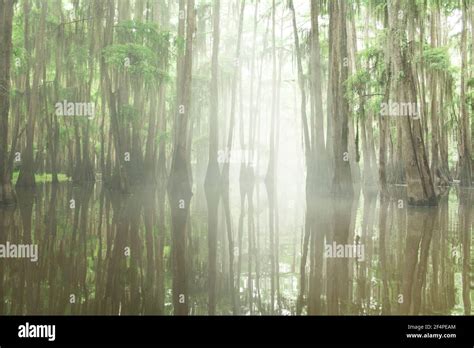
467,77,474,89
346,70,371,93
345,70,370,116
12,171,69,184
356,36,387,86
156,131,171,146
420,45,451,72
174,35,185,56
367,95,384,115
119,104,137,122
103,20,173,81
12,14,27,75
103,44,157,78
115,20,170,48
437,0,461,15
66,44,89,77
358,44,384,66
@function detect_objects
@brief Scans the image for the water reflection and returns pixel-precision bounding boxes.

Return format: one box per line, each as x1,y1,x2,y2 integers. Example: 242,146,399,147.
0,182,471,315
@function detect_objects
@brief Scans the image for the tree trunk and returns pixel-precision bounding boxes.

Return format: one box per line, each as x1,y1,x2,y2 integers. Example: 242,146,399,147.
310,0,328,190
459,0,472,186
167,0,195,315
204,0,221,315
329,0,352,195
17,0,47,188
0,0,15,204
388,0,437,205
221,0,245,314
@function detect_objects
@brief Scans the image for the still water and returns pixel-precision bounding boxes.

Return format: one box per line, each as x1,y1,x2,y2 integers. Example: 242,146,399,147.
0,181,472,315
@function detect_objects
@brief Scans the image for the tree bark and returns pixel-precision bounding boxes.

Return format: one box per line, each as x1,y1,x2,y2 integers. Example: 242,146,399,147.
167,0,195,315
459,0,472,186
0,0,15,204
388,0,437,205
329,0,352,195
17,0,47,188
204,0,221,315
